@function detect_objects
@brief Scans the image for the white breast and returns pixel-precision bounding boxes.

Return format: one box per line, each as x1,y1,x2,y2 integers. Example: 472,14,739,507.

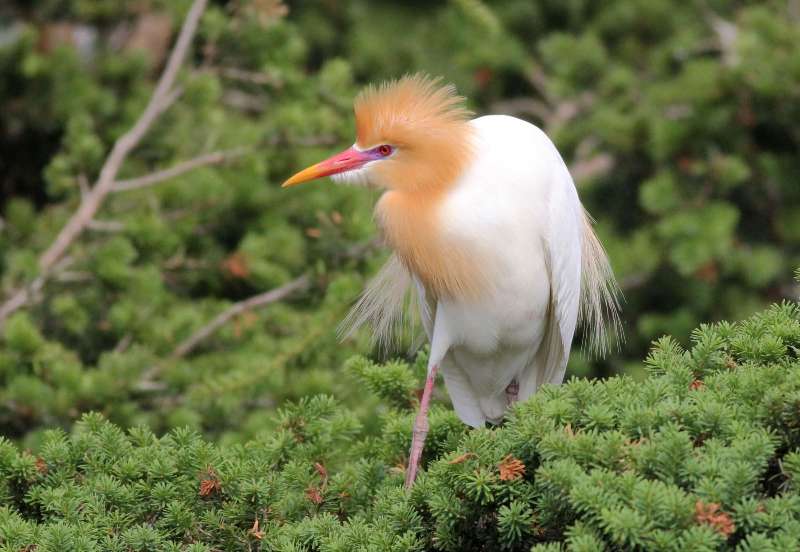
435,115,560,351
421,115,582,426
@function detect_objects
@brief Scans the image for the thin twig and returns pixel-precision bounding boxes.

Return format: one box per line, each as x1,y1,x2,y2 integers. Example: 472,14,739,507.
0,0,208,328
112,333,133,354
112,148,249,192
171,274,311,359
55,270,93,283
78,174,90,199
215,66,283,87
570,153,615,185
0,257,74,321
87,219,125,232
39,0,204,274
135,274,311,391
222,89,266,113
135,236,379,393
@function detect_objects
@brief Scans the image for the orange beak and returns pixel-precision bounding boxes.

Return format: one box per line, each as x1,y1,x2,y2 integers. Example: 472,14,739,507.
282,147,374,188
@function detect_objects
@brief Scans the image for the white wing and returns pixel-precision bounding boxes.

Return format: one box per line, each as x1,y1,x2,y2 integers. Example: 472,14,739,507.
538,153,584,385
538,145,622,386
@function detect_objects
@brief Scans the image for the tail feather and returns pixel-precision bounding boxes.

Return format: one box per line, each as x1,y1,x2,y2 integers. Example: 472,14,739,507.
579,210,623,356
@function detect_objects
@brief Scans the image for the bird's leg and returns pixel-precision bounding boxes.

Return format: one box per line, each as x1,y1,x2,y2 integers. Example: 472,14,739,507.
405,363,438,488
505,379,519,405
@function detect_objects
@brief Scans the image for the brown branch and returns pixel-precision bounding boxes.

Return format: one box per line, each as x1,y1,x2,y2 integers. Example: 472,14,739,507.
569,153,615,185
86,219,125,232
215,66,283,87
112,148,249,192
135,274,311,391
134,234,380,393
171,274,311,359
222,89,266,113
701,2,739,67
112,333,133,354
0,0,208,328
0,257,74,321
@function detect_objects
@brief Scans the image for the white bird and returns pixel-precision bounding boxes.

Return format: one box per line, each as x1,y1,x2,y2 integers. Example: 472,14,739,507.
283,74,621,487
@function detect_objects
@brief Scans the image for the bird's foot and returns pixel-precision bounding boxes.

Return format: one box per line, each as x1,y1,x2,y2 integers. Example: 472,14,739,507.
505,379,519,405
405,364,438,489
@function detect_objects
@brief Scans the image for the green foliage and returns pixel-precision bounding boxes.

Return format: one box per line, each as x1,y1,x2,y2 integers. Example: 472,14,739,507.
0,0,800,442
0,0,379,445
0,0,799,534
0,301,798,549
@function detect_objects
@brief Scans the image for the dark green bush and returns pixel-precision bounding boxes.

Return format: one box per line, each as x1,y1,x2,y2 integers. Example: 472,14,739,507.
1,300,799,550
1,3,799,547
1,0,799,447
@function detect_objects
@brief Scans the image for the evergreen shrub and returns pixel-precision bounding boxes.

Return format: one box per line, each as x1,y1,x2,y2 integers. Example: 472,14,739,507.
1,300,799,551
1,0,800,447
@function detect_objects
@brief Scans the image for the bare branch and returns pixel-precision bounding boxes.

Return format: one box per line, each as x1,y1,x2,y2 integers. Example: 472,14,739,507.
78,174,90,199
135,274,311,390
112,148,249,192
87,219,125,232
546,92,595,133
170,274,311,359
160,85,185,114
222,89,266,113
55,270,93,283
0,286,35,323
134,234,377,393
39,0,205,272
699,0,739,67
112,333,133,354
215,66,283,87
526,65,554,105
570,153,615,185
0,0,208,327
0,257,74,322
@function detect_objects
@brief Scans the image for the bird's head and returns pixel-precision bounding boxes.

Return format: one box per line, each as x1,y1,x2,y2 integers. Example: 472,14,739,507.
282,74,473,192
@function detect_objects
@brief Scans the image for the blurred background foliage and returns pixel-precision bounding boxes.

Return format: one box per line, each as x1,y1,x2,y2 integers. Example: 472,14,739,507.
0,0,797,447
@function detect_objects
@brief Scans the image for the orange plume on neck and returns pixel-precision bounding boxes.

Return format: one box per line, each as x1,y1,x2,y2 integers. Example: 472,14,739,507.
356,75,487,300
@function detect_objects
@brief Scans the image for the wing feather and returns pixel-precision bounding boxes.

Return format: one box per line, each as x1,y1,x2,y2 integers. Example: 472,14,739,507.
541,149,622,380
540,157,583,383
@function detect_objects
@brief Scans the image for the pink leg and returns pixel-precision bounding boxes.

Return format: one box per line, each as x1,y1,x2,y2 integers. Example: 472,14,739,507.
405,364,438,488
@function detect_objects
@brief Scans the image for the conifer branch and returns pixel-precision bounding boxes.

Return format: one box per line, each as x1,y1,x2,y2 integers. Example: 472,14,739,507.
0,0,208,328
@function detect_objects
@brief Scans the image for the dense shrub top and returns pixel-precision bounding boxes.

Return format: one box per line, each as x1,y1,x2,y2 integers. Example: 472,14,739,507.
1,0,799,448
1,2,799,549
1,300,799,550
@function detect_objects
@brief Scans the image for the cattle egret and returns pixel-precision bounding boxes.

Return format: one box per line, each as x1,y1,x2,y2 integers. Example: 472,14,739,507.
283,74,621,487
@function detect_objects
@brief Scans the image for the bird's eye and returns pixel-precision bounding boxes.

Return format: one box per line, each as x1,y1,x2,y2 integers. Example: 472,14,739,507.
377,144,393,156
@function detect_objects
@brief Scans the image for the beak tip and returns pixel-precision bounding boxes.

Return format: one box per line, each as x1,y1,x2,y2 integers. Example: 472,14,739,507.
281,146,364,190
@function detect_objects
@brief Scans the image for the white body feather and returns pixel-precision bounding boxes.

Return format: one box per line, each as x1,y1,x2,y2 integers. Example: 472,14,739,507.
342,115,620,427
